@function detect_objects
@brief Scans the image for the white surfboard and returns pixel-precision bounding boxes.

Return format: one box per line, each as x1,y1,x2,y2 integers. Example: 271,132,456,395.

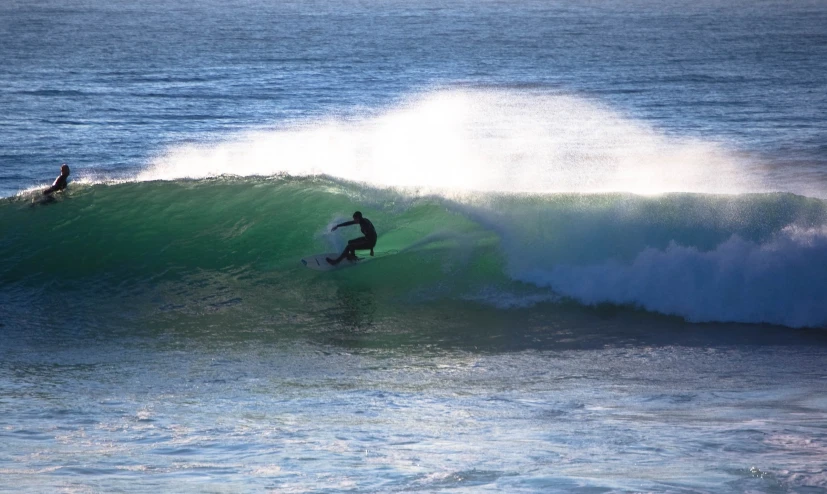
300,253,366,271
300,250,396,272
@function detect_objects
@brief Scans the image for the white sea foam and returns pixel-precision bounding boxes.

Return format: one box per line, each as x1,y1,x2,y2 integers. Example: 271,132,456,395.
515,225,827,328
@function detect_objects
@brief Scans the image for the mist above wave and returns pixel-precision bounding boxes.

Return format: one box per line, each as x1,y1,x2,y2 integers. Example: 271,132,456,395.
138,89,769,196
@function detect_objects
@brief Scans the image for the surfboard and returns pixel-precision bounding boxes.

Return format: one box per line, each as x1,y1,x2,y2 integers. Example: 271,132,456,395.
30,193,58,206
300,250,397,272
301,253,367,271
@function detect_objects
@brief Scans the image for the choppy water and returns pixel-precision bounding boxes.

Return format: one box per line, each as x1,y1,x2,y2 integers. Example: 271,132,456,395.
3,338,827,492
2,0,826,492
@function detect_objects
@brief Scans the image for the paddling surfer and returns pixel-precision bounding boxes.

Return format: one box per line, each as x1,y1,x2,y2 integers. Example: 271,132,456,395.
43,164,71,196
327,211,377,265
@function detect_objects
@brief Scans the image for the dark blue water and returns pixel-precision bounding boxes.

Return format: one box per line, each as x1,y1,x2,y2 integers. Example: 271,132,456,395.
2,0,827,491
2,0,826,196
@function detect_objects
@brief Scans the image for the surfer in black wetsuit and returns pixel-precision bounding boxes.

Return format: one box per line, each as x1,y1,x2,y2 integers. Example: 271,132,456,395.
43,164,70,196
327,211,377,265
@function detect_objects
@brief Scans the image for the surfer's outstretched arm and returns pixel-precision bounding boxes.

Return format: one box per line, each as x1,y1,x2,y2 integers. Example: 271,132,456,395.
331,220,357,231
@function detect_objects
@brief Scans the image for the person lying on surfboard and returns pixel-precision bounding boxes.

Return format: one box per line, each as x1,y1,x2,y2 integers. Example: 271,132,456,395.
43,163,70,196
327,211,377,265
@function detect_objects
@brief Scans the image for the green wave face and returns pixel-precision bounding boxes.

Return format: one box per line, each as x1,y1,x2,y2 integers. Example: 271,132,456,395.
0,178,506,341
3,178,827,331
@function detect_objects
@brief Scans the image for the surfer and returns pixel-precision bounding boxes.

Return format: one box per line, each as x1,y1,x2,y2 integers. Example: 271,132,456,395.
327,211,377,265
43,164,71,196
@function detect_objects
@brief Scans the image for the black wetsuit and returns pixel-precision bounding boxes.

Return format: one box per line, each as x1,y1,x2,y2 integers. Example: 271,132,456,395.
346,217,377,250
43,174,68,195
329,217,378,263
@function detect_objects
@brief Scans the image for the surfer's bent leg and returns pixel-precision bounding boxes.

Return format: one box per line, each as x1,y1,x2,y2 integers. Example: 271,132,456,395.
327,237,372,265
351,237,376,256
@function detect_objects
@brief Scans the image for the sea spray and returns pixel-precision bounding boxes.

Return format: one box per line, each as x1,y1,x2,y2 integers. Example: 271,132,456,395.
135,89,769,196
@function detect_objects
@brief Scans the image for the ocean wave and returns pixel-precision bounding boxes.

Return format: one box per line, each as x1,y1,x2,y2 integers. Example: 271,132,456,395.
2,178,826,328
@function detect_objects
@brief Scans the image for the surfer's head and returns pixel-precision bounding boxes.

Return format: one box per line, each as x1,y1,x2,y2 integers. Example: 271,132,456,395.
60,164,70,175
352,211,363,220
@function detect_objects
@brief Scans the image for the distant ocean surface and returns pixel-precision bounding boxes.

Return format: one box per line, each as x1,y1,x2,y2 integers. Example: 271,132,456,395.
2,0,826,492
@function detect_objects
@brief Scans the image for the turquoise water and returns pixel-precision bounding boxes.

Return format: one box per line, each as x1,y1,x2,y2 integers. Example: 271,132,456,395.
3,178,827,327
2,0,827,491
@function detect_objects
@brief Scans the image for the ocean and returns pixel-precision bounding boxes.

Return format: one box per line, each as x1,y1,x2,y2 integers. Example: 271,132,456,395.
1,0,826,492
